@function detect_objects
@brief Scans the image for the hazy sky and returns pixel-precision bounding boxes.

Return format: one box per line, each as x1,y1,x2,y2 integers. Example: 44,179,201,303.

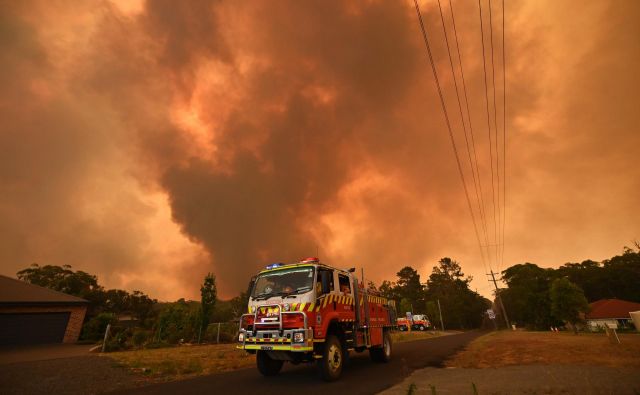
1,0,638,300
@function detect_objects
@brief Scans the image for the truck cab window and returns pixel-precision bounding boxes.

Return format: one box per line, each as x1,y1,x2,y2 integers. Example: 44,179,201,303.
338,274,351,295
316,268,334,296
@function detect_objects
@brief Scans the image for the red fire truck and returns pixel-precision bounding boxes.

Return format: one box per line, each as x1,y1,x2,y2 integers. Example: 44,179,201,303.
397,314,431,331
237,258,397,381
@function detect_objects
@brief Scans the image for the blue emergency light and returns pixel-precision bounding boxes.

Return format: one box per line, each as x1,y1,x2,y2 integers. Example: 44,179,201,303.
265,263,283,270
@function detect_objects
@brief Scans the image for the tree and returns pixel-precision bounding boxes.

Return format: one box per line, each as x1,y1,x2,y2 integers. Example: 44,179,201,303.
378,280,396,300
500,263,558,330
200,273,217,339
395,266,425,311
425,258,489,329
17,263,100,298
399,298,412,315
550,278,589,334
16,264,157,326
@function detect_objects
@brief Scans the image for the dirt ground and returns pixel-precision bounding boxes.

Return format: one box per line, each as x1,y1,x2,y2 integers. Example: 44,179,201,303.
382,330,640,394
446,330,640,368
381,364,640,395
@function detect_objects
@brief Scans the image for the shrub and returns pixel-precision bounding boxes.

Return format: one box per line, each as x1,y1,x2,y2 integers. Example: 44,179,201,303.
132,329,150,348
81,312,118,341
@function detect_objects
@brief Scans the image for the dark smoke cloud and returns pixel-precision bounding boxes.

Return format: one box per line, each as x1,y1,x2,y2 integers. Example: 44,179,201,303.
1,0,638,299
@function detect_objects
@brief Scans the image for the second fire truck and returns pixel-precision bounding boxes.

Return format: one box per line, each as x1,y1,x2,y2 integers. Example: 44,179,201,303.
237,258,397,381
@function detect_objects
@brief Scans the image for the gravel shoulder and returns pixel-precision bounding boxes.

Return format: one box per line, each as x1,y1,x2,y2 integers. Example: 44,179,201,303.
0,355,140,395
380,364,640,394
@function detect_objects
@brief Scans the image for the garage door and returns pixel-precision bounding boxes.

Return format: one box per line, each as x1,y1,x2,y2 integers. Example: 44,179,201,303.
0,312,70,346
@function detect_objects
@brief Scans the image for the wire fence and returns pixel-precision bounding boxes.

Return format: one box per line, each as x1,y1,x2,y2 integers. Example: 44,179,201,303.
102,321,239,352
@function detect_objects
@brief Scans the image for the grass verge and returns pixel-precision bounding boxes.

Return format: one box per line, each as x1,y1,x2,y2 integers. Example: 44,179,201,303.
107,330,449,382
446,330,640,368
106,343,254,382
391,330,448,344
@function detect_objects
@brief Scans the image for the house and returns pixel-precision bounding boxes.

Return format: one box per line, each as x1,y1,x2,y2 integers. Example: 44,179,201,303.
0,275,88,346
585,298,640,331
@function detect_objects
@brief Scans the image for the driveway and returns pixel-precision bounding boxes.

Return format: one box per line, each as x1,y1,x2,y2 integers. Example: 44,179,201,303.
0,343,94,365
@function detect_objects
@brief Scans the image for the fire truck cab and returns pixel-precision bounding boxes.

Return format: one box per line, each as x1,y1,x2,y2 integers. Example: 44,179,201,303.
237,258,396,381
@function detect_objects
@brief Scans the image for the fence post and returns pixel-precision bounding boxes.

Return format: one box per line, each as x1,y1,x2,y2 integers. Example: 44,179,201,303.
102,324,111,353
216,322,221,344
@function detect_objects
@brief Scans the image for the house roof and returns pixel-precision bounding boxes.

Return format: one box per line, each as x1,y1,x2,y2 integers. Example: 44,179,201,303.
585,299,640,320
0,275,88,305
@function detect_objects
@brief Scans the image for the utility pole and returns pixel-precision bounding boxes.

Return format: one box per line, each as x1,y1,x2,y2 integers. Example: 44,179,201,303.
437,298,445,332
487,270,510,329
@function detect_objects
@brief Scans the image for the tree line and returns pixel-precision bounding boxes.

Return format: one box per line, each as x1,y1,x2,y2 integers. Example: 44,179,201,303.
375,257,492,330
15,245,638,348
500,245,640,330
16,264,245,349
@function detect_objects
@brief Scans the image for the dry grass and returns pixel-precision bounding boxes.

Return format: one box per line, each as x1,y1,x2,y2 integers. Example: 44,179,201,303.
106,343,254,382
107,331,448,382
447,330,640,369
391,330,448,344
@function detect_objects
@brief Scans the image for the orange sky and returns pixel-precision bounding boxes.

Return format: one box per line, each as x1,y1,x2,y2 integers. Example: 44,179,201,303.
1,0,638,300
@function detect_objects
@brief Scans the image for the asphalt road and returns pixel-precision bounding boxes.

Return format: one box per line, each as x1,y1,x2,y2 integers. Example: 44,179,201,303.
113,331,484,395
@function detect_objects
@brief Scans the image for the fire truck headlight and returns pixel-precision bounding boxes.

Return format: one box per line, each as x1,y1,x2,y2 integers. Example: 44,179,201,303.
293,332,304,343
250,306,256,313
283,303,290,311
238,333,244,342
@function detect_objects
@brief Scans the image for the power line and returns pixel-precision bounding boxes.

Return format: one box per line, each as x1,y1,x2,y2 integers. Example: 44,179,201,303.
500,0,507,273
488,0,502,272
412,0,487,275
478,0,499,272
447,0,491,260
435,0,489,272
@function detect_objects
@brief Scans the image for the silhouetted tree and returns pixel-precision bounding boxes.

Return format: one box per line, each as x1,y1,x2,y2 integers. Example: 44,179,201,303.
200,273,217,336
550,278,589,334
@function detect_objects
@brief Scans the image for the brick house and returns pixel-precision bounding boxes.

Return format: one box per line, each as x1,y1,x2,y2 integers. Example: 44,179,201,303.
585,298,640,331
0,275,88,345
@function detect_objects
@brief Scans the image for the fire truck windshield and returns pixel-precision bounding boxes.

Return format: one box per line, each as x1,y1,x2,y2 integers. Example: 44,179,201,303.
252,266,315,300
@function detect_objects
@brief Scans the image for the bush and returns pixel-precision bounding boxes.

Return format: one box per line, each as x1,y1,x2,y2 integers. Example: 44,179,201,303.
202,322,238,343
81,312,118,341
132,329,151,348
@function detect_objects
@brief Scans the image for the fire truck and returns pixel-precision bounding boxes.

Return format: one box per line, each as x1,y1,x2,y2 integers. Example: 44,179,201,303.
397,314,431,331
237,257,397,381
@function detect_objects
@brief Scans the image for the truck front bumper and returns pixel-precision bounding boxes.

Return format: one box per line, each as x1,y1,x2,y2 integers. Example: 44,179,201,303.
237,328,314,352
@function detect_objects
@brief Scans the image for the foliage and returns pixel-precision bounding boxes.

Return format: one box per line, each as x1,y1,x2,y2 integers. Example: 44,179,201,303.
395,266,425,309
228,291,249,319
81,312,118,341
17,264,99,298
155,300,201,344
399,298,412,315
16,264,157,326
200,273,217,335
500,263,559,330
557,247,640,303
425,258,490,329
550,278,589,332
502,245,640,330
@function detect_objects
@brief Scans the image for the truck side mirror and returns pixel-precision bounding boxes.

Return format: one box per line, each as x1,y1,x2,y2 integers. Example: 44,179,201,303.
247,276,256,298
320,271,331,294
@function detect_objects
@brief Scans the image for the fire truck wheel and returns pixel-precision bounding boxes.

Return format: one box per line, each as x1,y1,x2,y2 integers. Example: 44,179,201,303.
419,325,426,331
370,331,392,363
399,325,406,331
318,335,343,381
256,351,284,377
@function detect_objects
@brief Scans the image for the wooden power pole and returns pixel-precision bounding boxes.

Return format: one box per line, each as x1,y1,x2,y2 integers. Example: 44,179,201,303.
487,270,511,329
